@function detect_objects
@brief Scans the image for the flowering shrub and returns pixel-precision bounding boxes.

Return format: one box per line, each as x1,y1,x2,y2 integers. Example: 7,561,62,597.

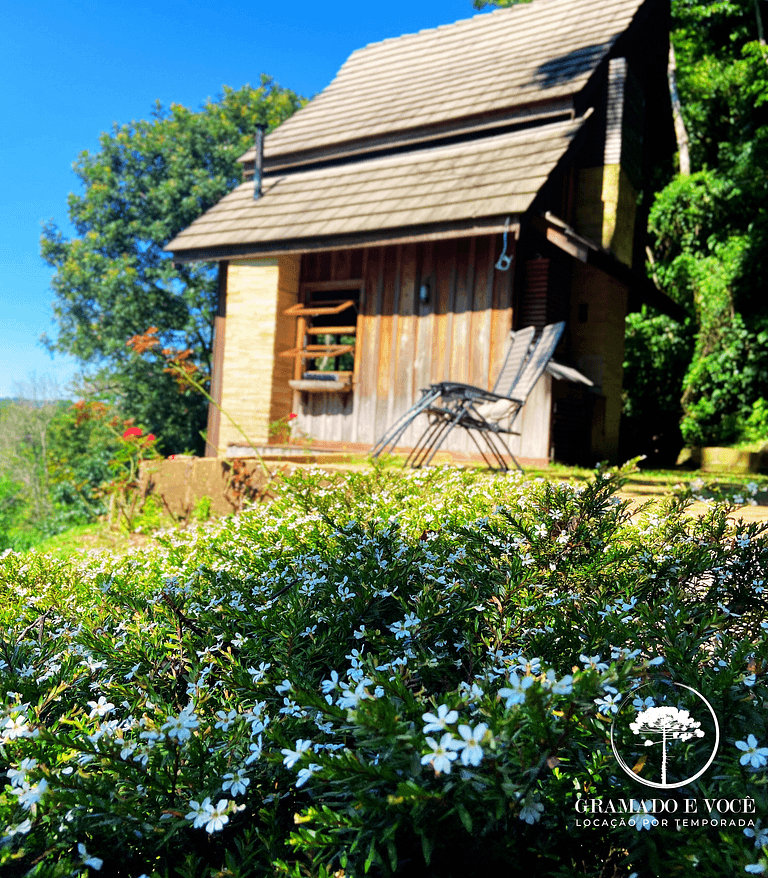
104,423,160,530
1,465,768,877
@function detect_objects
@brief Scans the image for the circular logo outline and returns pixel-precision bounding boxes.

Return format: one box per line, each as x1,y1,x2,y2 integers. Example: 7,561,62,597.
610,681,720,790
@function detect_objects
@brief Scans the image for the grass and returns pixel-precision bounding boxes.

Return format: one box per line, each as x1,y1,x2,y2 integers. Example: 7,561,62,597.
30,521,163,559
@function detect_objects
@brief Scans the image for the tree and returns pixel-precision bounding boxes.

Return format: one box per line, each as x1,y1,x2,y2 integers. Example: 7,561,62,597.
41,78,305,454
630,705,704,785
472,0,531,7
647,0,768,446
0,377,64,525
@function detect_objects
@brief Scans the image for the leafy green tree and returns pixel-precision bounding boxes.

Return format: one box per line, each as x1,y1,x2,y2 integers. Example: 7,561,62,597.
647,1,768,446
621,308,694,463
41,78,305,454
477,0,768,451
0,379,65,526
472,0,530,7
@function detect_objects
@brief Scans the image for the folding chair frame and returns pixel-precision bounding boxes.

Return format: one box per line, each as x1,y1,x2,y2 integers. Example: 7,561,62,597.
371,322,564,470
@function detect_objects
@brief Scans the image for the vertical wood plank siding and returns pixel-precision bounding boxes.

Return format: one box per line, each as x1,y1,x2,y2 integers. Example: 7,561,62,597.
293,234,516,450
270,255,301,427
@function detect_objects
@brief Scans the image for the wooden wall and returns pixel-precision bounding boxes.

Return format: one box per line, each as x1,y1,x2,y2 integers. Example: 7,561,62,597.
210,239,614,463
291,234,549,456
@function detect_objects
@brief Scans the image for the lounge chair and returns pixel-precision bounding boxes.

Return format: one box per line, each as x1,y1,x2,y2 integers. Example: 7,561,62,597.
372,322,566,470
370,325,535,462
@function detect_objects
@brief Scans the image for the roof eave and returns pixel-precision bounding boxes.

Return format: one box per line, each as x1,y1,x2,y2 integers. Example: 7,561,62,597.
167,216,522,264
532,212,687,322
238,97,576,174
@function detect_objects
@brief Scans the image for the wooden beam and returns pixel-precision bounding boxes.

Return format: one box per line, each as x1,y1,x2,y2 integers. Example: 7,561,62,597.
300,279,363,293
284,300,356,317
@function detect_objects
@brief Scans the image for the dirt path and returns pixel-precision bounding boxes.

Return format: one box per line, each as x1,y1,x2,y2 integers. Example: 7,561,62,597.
617,490,768,525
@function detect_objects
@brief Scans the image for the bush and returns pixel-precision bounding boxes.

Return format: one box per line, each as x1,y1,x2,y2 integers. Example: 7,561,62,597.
680,314,768,446
1,466,767,877
621,308,694,464
740,398,768,448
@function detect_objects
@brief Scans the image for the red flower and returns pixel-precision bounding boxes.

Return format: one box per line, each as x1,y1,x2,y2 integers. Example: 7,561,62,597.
144,433,156,445
288,412,298,420
123,427,143,439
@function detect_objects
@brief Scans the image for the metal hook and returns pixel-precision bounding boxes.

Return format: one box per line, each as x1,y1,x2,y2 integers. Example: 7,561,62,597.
495,217,513,271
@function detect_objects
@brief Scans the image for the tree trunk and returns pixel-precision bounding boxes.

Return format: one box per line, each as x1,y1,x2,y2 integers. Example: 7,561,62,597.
667,42,691,176
755,0,766,45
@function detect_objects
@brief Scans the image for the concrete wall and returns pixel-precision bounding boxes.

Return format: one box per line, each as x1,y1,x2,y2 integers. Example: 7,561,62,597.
216,255,300,451
574,165,637,268
569,263,628,462
139,457,274,517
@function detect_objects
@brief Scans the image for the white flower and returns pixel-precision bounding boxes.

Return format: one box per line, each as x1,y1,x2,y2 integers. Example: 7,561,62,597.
214,709,237,731
247,661,271,682
336,682,370,710
222,769,250,796
550,673,573,695
161,709,199,743
275,679,292,694
449,723,488,766
204,799,230,833
745,864,767,874
11,778,48,810
498,673,534,708
281,739,312,768
2,715,33,740
3,818,32,837
736,735,768,769
78,843,103,870
421,733,458,774
745,820,768,849
7,757,38,787
580,654,608,672
296,762,322,787
389,613,420,639
185,797,212,828
628,801,657,831
633,695,655,711
245,736,263,765
518,796,544,824
422,704,458,733
594,691,621,716
321,671,340,694
87,696,115,719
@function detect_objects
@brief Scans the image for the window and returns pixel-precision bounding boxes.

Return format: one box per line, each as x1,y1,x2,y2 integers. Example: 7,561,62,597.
282,281,362,393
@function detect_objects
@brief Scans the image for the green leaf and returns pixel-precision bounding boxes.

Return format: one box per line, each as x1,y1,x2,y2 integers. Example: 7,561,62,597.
455,802,473,834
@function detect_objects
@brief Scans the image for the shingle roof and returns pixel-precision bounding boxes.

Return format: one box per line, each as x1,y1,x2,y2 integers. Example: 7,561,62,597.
166,116,583,258
241,0,648,164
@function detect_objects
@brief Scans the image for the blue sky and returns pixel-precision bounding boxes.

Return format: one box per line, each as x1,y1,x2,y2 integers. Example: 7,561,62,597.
1,0,489,398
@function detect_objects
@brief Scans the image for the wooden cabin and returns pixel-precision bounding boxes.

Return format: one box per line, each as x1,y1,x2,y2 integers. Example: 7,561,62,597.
167,0,679,465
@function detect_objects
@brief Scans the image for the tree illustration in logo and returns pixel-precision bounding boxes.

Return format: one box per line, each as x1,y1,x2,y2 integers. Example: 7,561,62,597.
629,706,705,784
